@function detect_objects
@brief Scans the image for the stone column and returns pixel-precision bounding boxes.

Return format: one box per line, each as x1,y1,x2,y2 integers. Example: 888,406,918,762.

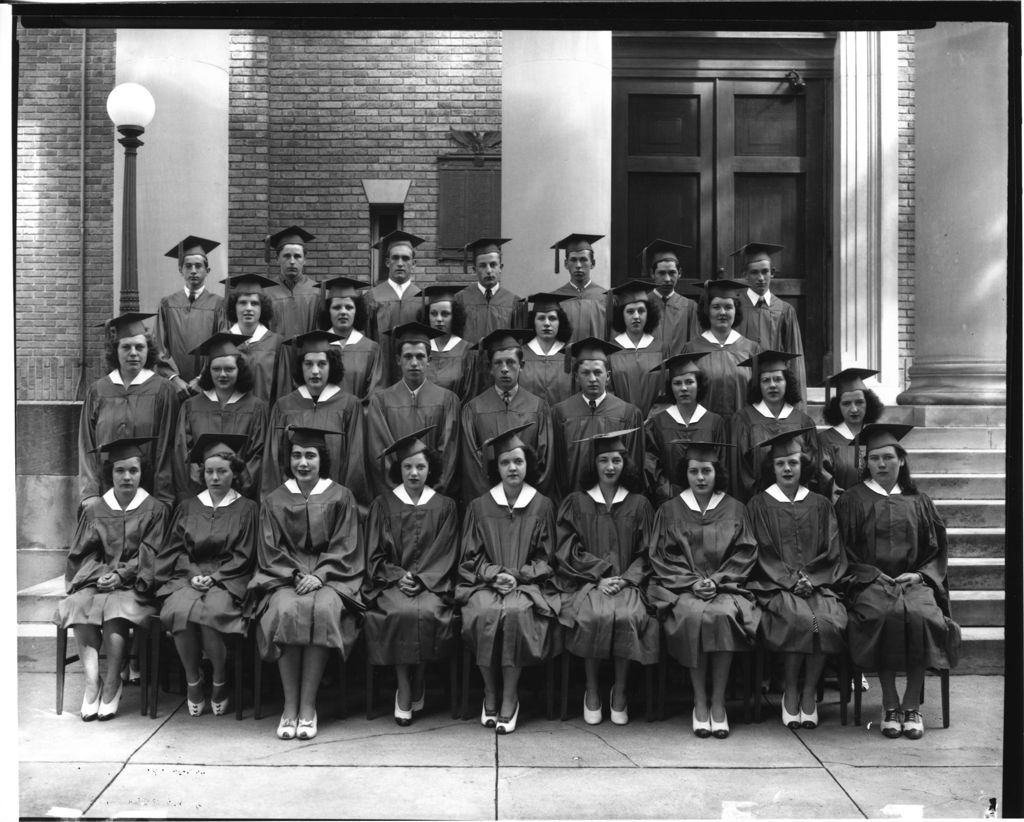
113,30,231,312
897,22,1007,405
502,31,612,298
833,31,901,404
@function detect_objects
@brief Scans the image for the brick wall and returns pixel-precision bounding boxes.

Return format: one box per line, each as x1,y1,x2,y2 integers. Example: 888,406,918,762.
16,25,115,401
228,30,502,288
897,31,916,380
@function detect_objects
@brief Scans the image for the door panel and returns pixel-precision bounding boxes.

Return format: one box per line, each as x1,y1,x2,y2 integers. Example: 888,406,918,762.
627,173,702,278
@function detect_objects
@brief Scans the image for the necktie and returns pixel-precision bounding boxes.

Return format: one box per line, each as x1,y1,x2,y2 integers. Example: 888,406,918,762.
484,288,493,303
188,292,196,304
663,295,670,305
756,298,767,308
502,391,512,408
589,399,597,412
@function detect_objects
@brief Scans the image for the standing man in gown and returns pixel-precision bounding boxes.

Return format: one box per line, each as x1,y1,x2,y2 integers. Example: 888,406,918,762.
455,238,526,345
262,225,323,341
365,230,426,385
549,233,608,344
731,242,806,405
154,235,226,396
641,238,700,356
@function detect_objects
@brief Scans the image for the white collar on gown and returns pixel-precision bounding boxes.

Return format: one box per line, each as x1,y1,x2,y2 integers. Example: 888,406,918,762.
864,479,902,496
753,400,794,420
680,488,725,512
393,485,436,506
102,487,150,511
666,404,707,425
284,478,333,496
765,483,810,503
585,485,629,507
198,488,241,508
700,329,742,346
108,369,155,386
489,483,537,509
298,384,341,402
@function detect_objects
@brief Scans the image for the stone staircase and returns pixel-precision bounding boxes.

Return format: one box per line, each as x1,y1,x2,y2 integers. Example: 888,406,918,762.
17,405,1006,675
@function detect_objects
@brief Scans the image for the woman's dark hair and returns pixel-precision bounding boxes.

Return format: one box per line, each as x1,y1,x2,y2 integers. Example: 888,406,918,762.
578,449,645,494
226,289,274,327
386,445,444,488
100,454,152,493
292,346,345,388
486,443,540,486
197,352,255,393
527,306,573,343
746,366,803,406
758,450,815,494
285,442,332,480
666,368,708,405
859,443,918,494
675,456,730,493
416,300,466,337
198,450,248,490
317,294,368,333
611,297,662,334
821,388,885,426
104,331,160,372
696,293,744,331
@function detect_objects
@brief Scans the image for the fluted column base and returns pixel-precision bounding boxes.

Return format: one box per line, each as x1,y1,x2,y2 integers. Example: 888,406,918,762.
897,360,1006,405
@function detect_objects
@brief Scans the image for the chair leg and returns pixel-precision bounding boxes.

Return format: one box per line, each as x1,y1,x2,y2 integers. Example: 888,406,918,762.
365,655,375,720
136,621,150,717
337,653,347,719
253,645,264,721
837,655,849,727
559,653,570,721
741,652,752,725
56,626,68,715
232,633,245,720
147,620,161,719
460,644,472,720
658,648,667,722
546,655,556,721
449,646,460,720
853,668,863,726
940,669,950,728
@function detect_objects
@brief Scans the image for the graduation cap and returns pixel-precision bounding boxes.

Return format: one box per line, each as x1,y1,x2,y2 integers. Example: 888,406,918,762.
730,242,784,266
284,329,344,354
188,332,250,359
372,230,425,254
573,427,639,453
568,336,621,362
855,423,914,453
99,312,155,338
187,432,248,465
264,225,315,262
384,321,443,346
755,425,817,457
323,276,370,301
550,233,604,273
220,273,278,293
527,291,571,313
824,367,879,404
609,279,657,305
94,436,154,463
421,284,462,305
482,422,534,458
667,439,735,462
640,239,692,273
738,350,802,375
165,235,219,266
461,237,510,276
282,424,337,449
652,352,707,377
696,278,747,298
379,425,436,463
477,328,531,357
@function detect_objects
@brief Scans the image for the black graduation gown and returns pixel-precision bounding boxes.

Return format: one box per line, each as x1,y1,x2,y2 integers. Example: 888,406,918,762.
153,289,226,383
644,405,728,507
680,333,760,425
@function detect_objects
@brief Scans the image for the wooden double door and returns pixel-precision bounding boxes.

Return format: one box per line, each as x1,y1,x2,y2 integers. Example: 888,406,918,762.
613,37,834,384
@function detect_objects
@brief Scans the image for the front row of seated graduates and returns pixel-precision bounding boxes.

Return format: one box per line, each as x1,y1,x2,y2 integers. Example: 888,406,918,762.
59,416,960,743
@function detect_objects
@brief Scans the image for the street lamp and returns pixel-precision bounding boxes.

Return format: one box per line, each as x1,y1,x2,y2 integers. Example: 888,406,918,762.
107,82,156,313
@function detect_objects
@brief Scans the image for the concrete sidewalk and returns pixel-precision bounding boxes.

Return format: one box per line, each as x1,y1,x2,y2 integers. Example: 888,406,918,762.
19,649,1003,819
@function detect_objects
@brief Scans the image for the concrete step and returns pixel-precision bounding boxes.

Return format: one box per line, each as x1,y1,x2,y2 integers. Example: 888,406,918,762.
957,626,1005,675
18,576,63,624
948,557,1004,590
909,449,1005,473
950,590,1004,627
916,474,1005,498
903,427,1006,449
17,547,67,590
947,527,1004,558
808,404,1006,428
934,500,1004,529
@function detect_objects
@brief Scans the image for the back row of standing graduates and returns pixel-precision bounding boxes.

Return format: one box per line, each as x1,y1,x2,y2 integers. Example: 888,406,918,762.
79,228,842,516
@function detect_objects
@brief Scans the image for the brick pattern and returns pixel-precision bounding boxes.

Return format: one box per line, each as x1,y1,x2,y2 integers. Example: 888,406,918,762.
227,30,502,290
16,26,115,401
897,31,916,379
